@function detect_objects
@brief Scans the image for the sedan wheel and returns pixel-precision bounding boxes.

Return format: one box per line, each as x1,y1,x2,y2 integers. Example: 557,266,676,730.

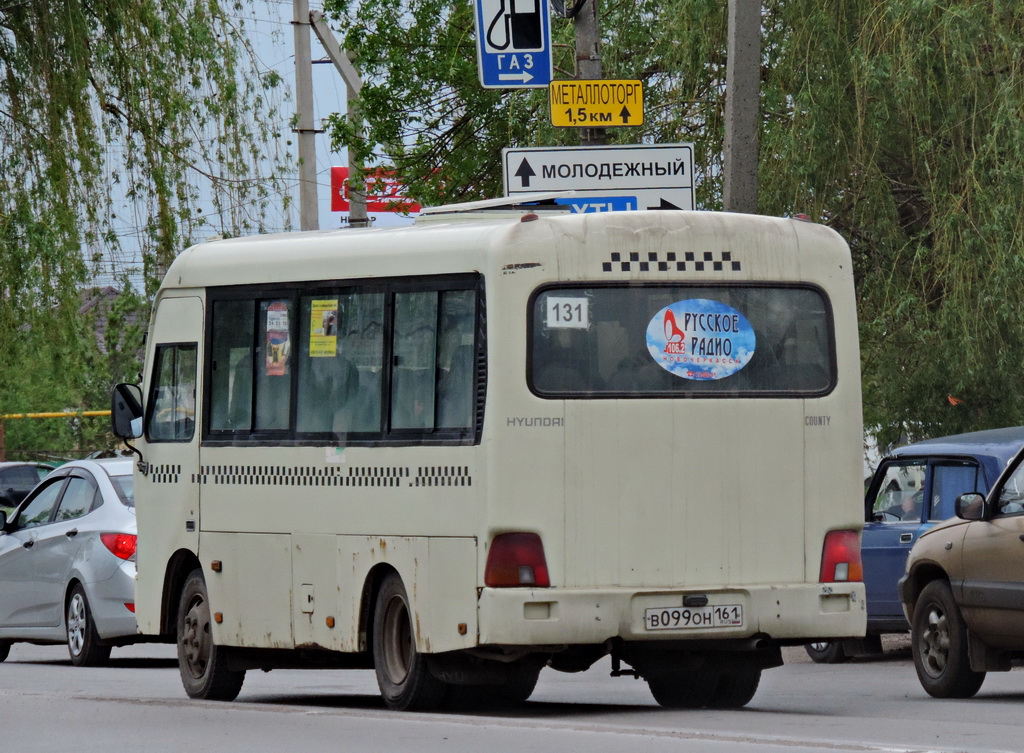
804,640,848,664
67,584,111,667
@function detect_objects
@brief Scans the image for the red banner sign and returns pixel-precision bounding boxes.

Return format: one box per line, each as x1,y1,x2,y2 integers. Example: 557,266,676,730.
330,167,422,213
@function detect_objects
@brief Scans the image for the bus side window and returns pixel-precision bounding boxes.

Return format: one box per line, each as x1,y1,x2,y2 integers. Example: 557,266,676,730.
296,292,385,435
436,290,476,430
147,343,197,442
391,290,437,430
209,300,255,432
390,288,476,432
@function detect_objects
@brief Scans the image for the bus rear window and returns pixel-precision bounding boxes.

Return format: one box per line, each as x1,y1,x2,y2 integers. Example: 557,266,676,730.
529,285,834,397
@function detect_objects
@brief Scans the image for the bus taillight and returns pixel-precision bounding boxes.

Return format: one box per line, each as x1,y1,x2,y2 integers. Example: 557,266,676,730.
484,533,550,587
819,530,863,583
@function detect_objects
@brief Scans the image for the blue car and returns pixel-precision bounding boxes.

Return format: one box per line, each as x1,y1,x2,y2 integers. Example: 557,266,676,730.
806,426,1024,663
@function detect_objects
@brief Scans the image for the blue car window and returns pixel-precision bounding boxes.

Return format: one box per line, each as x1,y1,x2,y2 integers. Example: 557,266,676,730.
871,462,927,522
928,463,980,522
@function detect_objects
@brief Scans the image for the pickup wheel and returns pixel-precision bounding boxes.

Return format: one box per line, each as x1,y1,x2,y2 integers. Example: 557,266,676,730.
911,580,985,698
804,640,849,664
0,640,10,662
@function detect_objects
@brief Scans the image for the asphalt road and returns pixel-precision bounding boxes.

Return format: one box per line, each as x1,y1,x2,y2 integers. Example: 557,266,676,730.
3,636,1022,753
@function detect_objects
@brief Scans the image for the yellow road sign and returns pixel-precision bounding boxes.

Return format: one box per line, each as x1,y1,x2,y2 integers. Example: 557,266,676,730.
549,79,643,127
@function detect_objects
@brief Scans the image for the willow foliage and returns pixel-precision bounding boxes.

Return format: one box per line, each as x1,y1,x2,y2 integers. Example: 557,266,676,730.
0,1,288,456
762,0,1024,446
328,0,1024,446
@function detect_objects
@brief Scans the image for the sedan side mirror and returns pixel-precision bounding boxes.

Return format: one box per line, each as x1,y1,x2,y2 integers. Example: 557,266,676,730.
956,492,986,521
111,383,144,440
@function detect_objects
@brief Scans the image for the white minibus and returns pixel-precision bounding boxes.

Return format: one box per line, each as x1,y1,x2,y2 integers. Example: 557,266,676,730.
112,195,866,710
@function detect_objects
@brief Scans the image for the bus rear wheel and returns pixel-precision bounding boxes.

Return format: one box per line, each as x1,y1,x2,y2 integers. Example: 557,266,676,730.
373,572,448,711
647,665,760,709
177,569,245,701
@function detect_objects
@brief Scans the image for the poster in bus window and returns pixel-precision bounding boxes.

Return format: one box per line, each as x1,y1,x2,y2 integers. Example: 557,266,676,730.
266,301,290,376
309,299,339,357
646,299,755,380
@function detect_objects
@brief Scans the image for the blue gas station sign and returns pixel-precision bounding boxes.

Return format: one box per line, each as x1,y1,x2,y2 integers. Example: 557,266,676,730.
474,0,552,88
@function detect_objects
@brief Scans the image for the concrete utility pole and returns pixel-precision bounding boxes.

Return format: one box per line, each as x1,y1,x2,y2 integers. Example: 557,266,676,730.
293,0,319,230
310,11,368,227
572,0,606,146
723,0,761,213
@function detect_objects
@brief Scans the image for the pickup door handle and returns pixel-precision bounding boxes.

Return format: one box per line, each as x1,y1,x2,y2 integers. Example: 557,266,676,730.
22,539,34,549
65,529,78,538
900,533,913,543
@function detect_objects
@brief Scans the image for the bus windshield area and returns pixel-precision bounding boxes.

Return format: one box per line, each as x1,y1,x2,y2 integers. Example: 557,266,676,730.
530,284,834,397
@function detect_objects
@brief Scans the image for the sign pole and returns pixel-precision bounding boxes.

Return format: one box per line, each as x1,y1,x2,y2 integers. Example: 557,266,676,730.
573,0,606,146
723,0,761,213
293,0,319,231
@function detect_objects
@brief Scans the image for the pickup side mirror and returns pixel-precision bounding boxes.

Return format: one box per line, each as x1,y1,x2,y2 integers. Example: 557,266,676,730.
955,492,986,521
111,383,144,440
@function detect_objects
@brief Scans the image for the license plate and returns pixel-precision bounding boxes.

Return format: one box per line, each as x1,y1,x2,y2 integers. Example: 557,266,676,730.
644,604,744,631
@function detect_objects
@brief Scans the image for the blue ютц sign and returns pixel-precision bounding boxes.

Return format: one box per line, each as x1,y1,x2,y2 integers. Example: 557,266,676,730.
554,196,638,213
474,0,552,88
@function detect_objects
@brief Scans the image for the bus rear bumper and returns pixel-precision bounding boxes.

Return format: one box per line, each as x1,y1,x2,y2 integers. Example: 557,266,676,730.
477,583,866,646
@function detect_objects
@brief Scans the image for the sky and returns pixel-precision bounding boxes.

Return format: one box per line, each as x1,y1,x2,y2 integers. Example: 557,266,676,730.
93,1,413,288
244,1,416,232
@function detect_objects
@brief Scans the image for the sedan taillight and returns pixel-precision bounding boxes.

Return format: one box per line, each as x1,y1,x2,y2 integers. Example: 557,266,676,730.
100,533,137,561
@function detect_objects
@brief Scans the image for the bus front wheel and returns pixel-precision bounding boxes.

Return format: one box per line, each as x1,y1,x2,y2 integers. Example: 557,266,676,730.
373,572,448,711
177,569,245,701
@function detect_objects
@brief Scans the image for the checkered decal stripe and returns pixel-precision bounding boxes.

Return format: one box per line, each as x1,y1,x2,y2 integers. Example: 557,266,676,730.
602,251,741,273
184,465,473,488
150,464,181,484
413,466,472,487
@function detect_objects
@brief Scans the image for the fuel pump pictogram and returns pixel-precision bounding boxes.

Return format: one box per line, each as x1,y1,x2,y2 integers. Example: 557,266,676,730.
485,0,543,51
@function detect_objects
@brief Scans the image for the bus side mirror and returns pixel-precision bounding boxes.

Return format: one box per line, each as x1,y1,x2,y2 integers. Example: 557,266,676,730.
111,383,144,439
955,492,986,521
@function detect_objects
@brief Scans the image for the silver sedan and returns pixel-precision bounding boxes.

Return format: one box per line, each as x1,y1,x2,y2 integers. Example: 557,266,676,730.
0,457,138,666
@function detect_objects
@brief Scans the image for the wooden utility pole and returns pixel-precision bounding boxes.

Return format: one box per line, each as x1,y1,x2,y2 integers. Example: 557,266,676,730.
573,0,606,146
293,0,319,230
310,11,368,227
723,0,761,213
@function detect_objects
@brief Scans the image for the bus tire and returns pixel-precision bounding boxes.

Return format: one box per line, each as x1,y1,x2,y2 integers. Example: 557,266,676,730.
373,572,448,711
450,661,542,709
911,580,984,698
709,665,760,708
177,569,245,701
647,670,717,708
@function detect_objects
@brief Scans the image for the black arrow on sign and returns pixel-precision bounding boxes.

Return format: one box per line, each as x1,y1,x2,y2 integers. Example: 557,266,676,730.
647,198,683,210
620,106,632,124
515,158,536,188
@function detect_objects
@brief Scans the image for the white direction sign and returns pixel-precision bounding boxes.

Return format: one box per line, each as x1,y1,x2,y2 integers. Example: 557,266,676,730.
502,143,695,213
474,0,552,88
